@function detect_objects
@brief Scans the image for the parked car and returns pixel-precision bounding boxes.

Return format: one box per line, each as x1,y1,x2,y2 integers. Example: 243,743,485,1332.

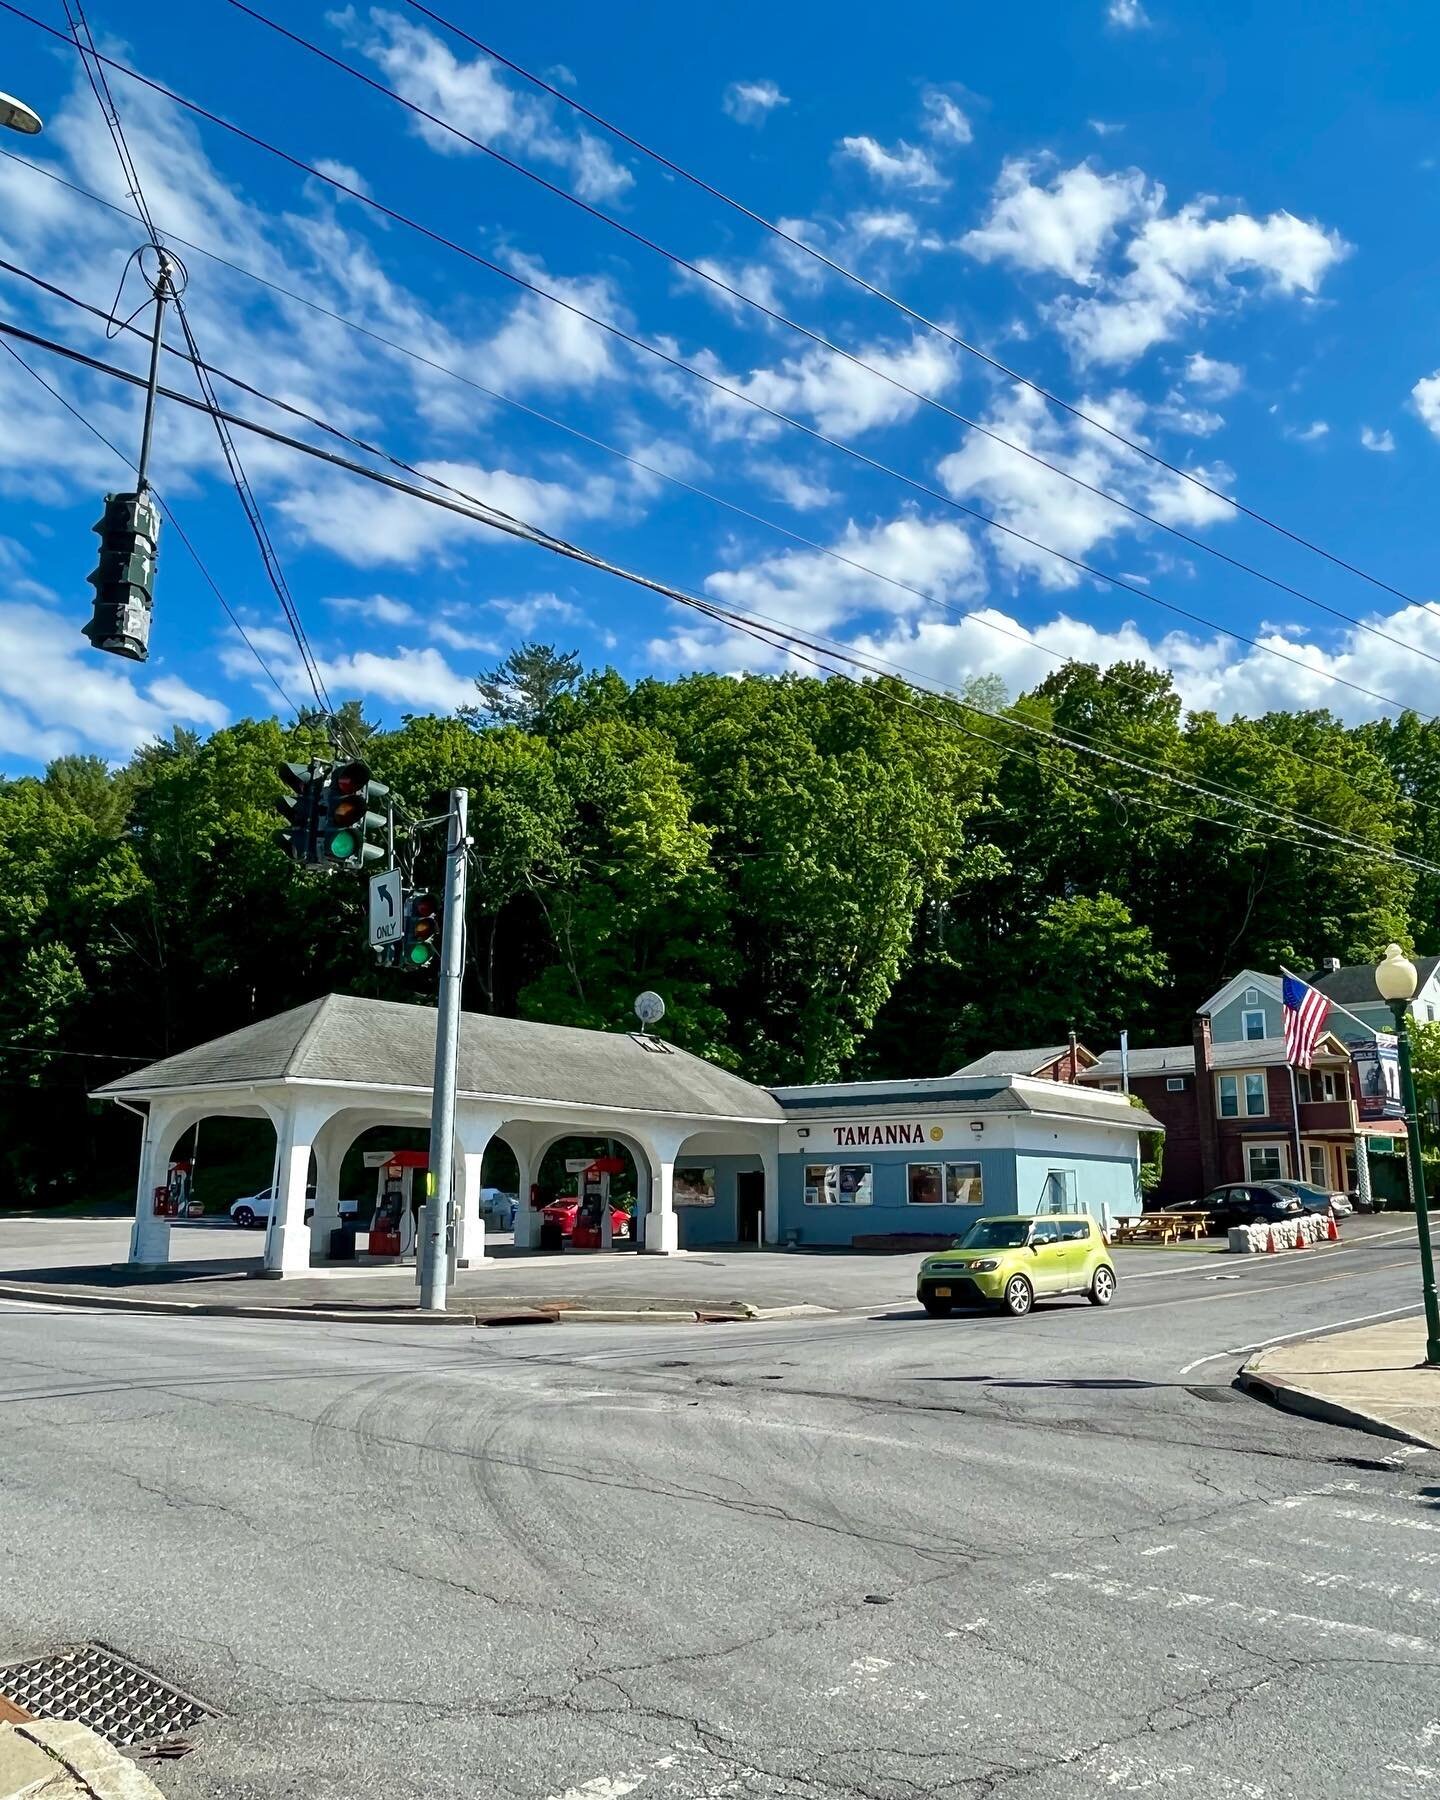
916,1214,1117,1319
1267,1179,1352,1218
229,1186,355,1228
541,1196,631,1241
481,1186,518,1229
1198,1185,1307,1234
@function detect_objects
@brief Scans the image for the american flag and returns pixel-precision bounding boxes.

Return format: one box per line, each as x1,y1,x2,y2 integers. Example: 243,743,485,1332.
1283,973,1331,1068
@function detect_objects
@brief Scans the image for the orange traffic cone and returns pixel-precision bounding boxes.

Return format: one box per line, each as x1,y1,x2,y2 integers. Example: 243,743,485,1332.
1294,1220,1307,1249
1266,1229,1276,1254
1327,1214,1339,1243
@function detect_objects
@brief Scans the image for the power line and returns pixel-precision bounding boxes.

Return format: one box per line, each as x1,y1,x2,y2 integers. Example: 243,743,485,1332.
226,0,1440,680
409,0,1440,625
5,313,1431,881
0,6,1429,727
0,208,1425,826
0,336,298,712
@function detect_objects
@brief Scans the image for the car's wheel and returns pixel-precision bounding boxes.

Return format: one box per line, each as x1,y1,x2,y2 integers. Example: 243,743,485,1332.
233,1205,255,1228
1002,1274,1033,1318
921,1296,953,1317
1088,1265,1116,1307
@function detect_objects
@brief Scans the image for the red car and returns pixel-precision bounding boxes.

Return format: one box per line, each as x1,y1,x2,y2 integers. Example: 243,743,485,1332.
542,1197,631,1245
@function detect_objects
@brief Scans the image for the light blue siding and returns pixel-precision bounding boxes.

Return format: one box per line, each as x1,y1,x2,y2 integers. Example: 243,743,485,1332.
674,1154,758,1248
1210,987,1279,1044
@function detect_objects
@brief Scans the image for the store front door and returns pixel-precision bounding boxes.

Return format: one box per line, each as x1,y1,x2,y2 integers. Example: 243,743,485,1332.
737,1171,764,1245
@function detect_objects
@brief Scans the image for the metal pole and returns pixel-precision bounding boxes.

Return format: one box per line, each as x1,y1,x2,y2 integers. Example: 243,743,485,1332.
1391,1000,1440,1366
134,251,173,493
1119,1030,1130,1096
420,787,468,1312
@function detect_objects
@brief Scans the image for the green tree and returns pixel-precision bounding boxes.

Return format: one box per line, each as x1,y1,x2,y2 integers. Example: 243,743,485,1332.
460,642,583,730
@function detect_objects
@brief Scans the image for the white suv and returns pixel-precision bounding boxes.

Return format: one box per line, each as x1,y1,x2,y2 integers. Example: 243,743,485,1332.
229,1187,356,1228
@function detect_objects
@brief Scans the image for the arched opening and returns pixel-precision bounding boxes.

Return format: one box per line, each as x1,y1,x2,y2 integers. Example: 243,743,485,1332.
671,1131,768,1250
526,1130,648,1251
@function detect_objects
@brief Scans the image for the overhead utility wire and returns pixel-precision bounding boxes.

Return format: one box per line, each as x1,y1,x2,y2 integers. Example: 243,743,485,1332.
409,0,1437,622
0,202,1420,825
0,336,297,712
4,316,1431,881
61,0,336,720
228,0,1440,676
0,9,1421,729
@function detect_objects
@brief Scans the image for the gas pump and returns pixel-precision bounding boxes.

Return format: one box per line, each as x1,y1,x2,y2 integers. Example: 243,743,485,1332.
362,1149,430,1259
571,1156,628,1250
153,1159,195,1217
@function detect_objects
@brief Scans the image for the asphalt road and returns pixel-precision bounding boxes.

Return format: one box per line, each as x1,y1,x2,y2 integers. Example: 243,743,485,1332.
2,1229,1437,1799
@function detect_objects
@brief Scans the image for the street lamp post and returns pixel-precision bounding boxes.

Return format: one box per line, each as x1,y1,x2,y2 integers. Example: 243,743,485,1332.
1375,944,1440,1366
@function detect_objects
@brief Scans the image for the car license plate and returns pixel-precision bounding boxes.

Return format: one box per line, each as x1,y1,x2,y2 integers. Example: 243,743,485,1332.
934,1285,951,1298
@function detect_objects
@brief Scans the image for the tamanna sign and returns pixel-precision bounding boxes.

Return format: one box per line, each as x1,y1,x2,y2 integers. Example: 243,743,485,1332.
830,1120,945,1148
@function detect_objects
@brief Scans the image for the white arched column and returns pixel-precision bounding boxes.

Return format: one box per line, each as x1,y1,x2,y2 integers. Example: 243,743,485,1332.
760,1140,780,1246
262,1097,335,1277
634,1125,691,1256
504,1121,550,1250
126,1099,203,1268
454,1108,507,1267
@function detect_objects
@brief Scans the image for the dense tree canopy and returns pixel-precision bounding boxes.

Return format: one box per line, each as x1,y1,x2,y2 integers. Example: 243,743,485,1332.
1,652,1432,1203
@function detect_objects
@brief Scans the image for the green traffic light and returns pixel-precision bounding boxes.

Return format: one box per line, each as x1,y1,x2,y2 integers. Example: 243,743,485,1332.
408,942,434,966
328,829,357,860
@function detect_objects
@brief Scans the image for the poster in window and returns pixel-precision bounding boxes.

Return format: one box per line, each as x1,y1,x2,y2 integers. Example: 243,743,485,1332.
836,1165,874,1206
945,1163,983,1205
908,1163,943,1206
804,1164,838,1206
673,1166,716,1207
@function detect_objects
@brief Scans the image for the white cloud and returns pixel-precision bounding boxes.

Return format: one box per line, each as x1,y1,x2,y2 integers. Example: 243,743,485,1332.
962,159,1153,284
747,460,839,511
1183,352,1242,397
427,618,501,653
703,514,983,635
486,593,582,634
0,602,226,761
723,79,789,124
1155,394,1224,436
310,157,371,198
1286,420,1329,443
920,88,973,146
276,458,621,565
689,331,960,441
324,594,416,626
1413,372,1440,438
474,258,624,394
936,383,1234,589
222,622,474,710
839,135,947,192
1088,119,1124,138
1107,0,1151,26
1360,426,1396,453
336,7,632,200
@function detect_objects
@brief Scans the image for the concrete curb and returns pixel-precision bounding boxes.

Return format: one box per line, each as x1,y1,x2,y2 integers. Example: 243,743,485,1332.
1236,1361,1437,1449
0,1283,837,1330
3,1719,165,1799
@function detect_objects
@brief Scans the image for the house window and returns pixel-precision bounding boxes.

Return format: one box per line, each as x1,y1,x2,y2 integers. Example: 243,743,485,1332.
1296,1069,1312,1103
1218,1075,1239,1118
1243,987,1260,1006
1321,1070,1339,1102
1246,1144,1286,1181
1099,1082,1121,1092
804,1165,873,1206
1344,1151,1358,1189
1242,1009,1266,1040
1305,1144,1329,1188
906,1162,983,1205
1244,1073,1267,1117
1166,1076,1185,1092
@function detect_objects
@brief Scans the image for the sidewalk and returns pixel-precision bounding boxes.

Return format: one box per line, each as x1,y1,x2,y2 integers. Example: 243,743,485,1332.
1240,1316,1440,1448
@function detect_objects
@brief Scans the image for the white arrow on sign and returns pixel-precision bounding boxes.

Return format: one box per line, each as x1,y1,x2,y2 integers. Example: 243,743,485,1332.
369,871,403,948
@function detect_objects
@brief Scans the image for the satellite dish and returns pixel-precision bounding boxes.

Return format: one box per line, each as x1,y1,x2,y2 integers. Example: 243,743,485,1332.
634,990,666,1028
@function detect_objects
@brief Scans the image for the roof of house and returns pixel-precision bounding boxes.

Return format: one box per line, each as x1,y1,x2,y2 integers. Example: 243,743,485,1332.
1311,956,1440,1007
1083,1032,1351,1081
92,994,786,1122
952,1044,1095,1078
771,1073,1161,1132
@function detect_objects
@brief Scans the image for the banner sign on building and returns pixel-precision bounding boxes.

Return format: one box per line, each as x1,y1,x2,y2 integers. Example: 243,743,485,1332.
1349,1034,1405,1121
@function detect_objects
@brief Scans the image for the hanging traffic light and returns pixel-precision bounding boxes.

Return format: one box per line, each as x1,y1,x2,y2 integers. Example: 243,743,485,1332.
274,760,324,865
319,761,389,869
82,490,160,662
403,891,440,967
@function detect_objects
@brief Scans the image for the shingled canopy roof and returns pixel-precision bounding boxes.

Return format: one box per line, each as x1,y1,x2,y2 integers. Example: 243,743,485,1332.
93,994,785,1123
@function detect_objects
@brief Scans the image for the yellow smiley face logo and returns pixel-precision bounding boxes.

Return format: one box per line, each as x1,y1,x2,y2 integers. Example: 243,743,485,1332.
929,1125,944,1142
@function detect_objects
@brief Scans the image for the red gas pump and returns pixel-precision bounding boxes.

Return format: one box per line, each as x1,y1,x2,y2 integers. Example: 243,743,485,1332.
571,1157,629,1249
370,1176,405,1257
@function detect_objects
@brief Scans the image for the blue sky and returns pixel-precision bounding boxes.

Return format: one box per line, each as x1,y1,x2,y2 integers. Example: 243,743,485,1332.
1,0,1438,770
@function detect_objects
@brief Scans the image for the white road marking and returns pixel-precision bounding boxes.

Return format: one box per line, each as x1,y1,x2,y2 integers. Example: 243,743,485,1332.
944,1618,990,1636
1026,1568,1439,1655
1177,1305,1421,1376
1386,1766,1440,1783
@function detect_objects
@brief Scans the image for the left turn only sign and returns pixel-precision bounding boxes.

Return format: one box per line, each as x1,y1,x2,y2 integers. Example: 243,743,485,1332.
369,871,403,949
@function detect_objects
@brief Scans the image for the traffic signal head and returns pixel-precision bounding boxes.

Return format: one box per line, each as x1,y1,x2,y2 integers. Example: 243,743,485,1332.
274,760,323,864
320,761,389,868
404,891,440,967
83,490,160,661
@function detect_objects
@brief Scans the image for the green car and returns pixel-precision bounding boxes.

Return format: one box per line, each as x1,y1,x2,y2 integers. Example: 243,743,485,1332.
916,1214,1117,1318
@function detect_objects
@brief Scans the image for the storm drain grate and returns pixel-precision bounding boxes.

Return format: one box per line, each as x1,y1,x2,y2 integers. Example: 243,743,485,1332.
0,1643,216,1747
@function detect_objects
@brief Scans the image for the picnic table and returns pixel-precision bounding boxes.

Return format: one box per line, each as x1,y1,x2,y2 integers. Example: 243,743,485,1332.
1109,1210,1211,1245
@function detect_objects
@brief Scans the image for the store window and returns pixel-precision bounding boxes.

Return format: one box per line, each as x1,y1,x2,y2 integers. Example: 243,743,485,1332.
1306,1144,1329,1187
804,1164,873,1206
905,1162,984,1206
1246,1144,1285,1181
1242,1009,1266,1040
1244,1073,1267,1116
